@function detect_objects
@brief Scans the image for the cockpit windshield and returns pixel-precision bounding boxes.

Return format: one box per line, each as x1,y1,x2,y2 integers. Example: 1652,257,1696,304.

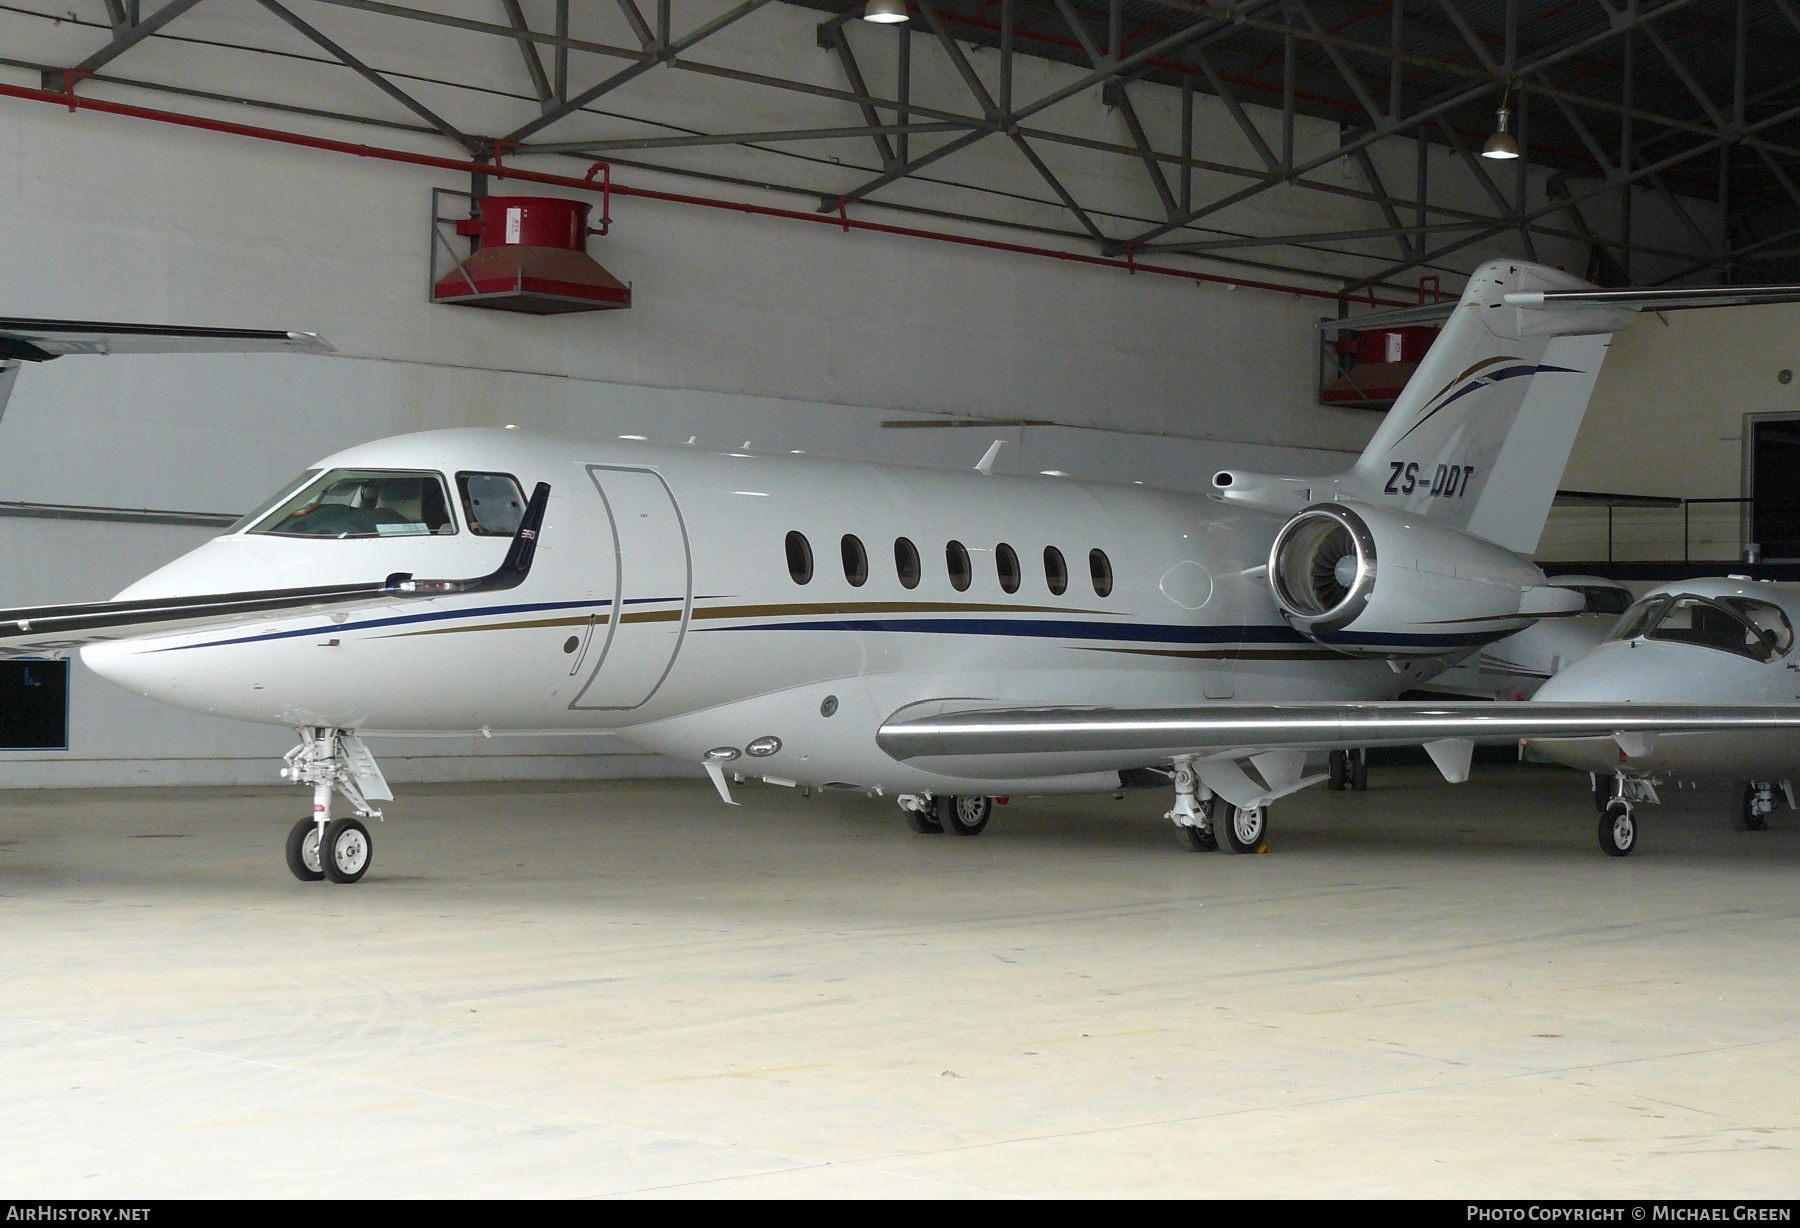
249,469,457,538
1608,593,1792,662
1608,595,1669,643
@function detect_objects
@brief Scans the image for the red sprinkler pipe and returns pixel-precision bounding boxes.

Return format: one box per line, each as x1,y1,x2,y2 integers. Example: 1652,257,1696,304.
0,80,1410,308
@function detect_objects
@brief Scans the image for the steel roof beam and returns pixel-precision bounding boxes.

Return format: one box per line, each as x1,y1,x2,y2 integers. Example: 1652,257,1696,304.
499,0,553,105
820,21,896,170
256,0,478,153
502,0,777,145
70,0,205,76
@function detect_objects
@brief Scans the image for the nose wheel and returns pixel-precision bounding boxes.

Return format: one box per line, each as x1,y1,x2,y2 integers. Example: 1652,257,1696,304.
1599,800,1637,857
285,819,324,882
280,727,389,883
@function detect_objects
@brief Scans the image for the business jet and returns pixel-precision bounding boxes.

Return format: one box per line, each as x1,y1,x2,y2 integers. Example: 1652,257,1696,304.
1428,574,1635,700
1525,577,1800,853
7,261,1800,883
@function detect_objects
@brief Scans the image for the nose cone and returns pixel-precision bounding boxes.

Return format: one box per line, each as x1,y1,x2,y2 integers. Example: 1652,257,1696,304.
82,639,193,710
1533,639,1725,704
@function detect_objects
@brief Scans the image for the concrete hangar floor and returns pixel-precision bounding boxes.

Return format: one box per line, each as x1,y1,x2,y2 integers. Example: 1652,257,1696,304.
2,765,1795,1199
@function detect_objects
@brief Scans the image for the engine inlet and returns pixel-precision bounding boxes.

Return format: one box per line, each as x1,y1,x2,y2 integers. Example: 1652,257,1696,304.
1269,505,1376,633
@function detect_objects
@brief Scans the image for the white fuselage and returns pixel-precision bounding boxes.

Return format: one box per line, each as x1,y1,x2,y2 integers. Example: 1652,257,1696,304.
1531,578,1800,784
83,429,1458,794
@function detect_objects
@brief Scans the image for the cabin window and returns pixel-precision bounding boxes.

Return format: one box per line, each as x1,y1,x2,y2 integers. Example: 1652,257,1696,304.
457,472,527,536
1044,546,1068,596
894,537,921,589
946,540,972,592
251,469,456,538
786,531,814,585
1644,596,1779,662
996,543,1021,594
1089,548,1114,597
841,534,869,587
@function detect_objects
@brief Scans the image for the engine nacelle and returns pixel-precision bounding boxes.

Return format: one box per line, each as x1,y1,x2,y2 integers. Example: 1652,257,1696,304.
1268,502,1556,656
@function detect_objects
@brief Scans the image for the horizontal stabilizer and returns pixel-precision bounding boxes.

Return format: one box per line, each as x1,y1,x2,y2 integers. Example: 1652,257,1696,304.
0,318,334,362
1503,284,1800,311
0,483,548,658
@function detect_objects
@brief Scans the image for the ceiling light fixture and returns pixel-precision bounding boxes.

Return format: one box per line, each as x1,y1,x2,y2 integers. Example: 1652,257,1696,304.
1482,102,1520,160
862,0,909,22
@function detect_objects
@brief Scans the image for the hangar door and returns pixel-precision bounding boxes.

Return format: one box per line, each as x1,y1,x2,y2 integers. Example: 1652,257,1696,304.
569,465,692,710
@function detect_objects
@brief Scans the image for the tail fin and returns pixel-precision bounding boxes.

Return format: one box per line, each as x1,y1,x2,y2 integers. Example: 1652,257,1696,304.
1337,259,1633,554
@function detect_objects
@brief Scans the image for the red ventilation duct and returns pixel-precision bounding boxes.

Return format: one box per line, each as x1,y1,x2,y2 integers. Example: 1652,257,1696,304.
433,196,631,315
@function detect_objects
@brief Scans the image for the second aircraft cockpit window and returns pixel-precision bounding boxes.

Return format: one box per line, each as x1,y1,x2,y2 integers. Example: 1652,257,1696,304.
1613,593,1795,662
251,469,457,538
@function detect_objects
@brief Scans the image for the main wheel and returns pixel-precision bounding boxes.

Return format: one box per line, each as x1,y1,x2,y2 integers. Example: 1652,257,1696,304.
1181,824,1218,852
939,794,991,836
321,817,373,883
1214,798,1268,854
1349,749,1369,792
1327,749,1348,791
1735,784,1771,832
1598,802,1637,857
905,806,944,834
284,818,324,883
1592,773,1611,814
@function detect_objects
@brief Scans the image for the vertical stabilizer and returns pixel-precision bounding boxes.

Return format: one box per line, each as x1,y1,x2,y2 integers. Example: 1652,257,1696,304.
1337,260,1636,554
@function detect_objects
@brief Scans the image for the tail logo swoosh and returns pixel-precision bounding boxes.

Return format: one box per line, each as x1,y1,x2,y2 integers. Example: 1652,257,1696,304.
1393,358,1585,445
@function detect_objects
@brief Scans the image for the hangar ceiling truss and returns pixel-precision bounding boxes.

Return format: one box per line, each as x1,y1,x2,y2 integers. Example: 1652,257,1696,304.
10,0,1800,293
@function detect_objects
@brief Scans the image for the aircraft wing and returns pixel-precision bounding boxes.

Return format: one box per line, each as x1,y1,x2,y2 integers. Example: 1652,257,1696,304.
877,700,1800,777
0,483,547,658
0,318,333,362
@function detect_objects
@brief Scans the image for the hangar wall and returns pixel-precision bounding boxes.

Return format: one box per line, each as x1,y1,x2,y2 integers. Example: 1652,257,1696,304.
0,4,1720,786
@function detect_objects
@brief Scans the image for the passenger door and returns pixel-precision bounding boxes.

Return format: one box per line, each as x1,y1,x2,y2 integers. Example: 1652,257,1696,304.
569,465,692,710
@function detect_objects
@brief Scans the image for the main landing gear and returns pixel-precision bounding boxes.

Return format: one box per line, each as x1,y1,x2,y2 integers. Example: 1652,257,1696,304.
1165,757,1269,855
1735,782,1781,831
1327,748,1369,792
279,728,392,884
899,793,994,836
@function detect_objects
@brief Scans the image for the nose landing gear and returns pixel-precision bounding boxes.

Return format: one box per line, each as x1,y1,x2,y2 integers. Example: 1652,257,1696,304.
1599,799,1637,857
280,728,391,884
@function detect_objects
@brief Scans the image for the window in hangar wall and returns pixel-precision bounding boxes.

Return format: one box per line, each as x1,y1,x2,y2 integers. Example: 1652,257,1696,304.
0,659,69,750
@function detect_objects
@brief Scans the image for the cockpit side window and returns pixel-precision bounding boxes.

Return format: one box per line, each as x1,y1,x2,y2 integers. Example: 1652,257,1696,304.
1722,597,1795,656
457,472,527,536
1578,585,1632,616
1608,596,1669,642
250,469,457,538
1644,596,1776,662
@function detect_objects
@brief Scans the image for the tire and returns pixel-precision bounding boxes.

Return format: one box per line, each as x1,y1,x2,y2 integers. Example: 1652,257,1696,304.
284,818,324,883
905,806,944,834
1327,749,1347,792
1736,784,1770,832
1592,773,1611,815
943,795,991,836
1214,797,1267,854
1349,750,1369,793
1598,802,1636,857
321,817,373,883
1182,824,1218,852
